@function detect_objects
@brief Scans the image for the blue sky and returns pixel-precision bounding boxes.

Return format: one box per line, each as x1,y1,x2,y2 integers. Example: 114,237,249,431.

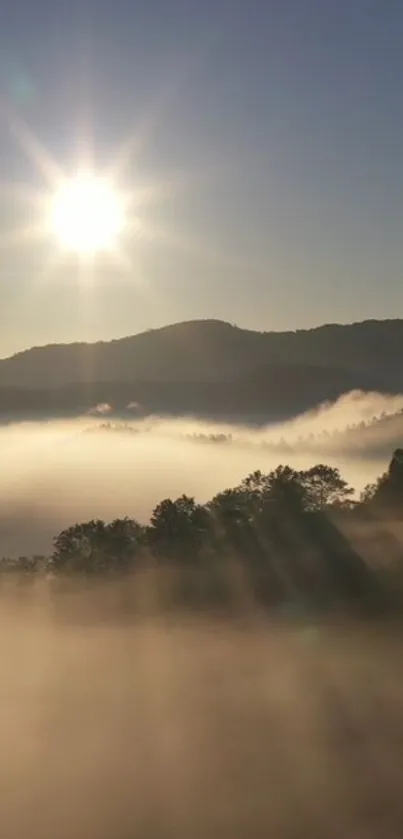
0,0,402,354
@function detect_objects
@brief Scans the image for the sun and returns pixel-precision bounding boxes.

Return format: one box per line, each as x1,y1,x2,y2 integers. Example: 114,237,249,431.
50,172,126,254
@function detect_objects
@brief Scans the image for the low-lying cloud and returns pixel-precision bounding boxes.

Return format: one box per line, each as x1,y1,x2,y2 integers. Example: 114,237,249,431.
1,389,403,556
1,597,403,838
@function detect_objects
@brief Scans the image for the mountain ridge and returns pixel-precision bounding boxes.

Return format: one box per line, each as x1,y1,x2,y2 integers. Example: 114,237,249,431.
0,317,402,421
3,316,403,362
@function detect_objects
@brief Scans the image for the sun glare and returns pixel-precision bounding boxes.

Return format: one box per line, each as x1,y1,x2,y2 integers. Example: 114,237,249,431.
50,173,125,254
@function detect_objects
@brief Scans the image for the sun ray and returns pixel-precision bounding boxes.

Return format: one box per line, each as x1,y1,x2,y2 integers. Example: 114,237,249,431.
0,75,233,291
0,103,65,188
0,222,49,252
0,181,47,206
106,73,185,183
106,32,219,181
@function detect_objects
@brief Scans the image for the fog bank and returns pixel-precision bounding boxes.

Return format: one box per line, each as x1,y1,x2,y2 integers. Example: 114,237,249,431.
1,389,402,556
0,588,402,838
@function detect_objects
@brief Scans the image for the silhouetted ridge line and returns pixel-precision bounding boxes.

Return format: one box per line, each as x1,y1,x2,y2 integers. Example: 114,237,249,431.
0,317,402,420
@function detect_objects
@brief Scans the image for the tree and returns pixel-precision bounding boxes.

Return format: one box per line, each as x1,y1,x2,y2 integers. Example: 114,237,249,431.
209,487,251,526
360,450,403,515
105,517,144,569
49,517,142,575
300,464,354,511
388,448,403,485
149,495,210,560
211,466,310,527
360,481,380,505
240,470,271,511
263,465,308,515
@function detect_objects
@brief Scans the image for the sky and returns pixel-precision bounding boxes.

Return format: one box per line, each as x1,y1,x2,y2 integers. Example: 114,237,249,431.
0,0,402,356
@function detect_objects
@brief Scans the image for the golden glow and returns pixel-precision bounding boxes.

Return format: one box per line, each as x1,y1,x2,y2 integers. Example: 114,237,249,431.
50,173,126,254
0,105,222,287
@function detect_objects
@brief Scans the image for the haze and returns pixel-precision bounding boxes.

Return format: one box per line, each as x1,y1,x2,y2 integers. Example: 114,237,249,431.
2,1,403,835
1,590,403,838
1,389,402,557
2,3,403,353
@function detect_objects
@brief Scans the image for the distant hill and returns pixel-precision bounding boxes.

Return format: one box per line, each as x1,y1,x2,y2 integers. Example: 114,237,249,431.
0,318,402,421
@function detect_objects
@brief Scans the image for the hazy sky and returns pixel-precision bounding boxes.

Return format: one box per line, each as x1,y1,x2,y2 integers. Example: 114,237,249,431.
0,0,402,356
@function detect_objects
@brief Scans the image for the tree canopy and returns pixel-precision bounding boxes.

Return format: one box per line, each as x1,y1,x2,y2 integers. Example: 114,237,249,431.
3,450,403,615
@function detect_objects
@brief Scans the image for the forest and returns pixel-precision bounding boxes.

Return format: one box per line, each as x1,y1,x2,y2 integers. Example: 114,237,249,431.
3,449,403,617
